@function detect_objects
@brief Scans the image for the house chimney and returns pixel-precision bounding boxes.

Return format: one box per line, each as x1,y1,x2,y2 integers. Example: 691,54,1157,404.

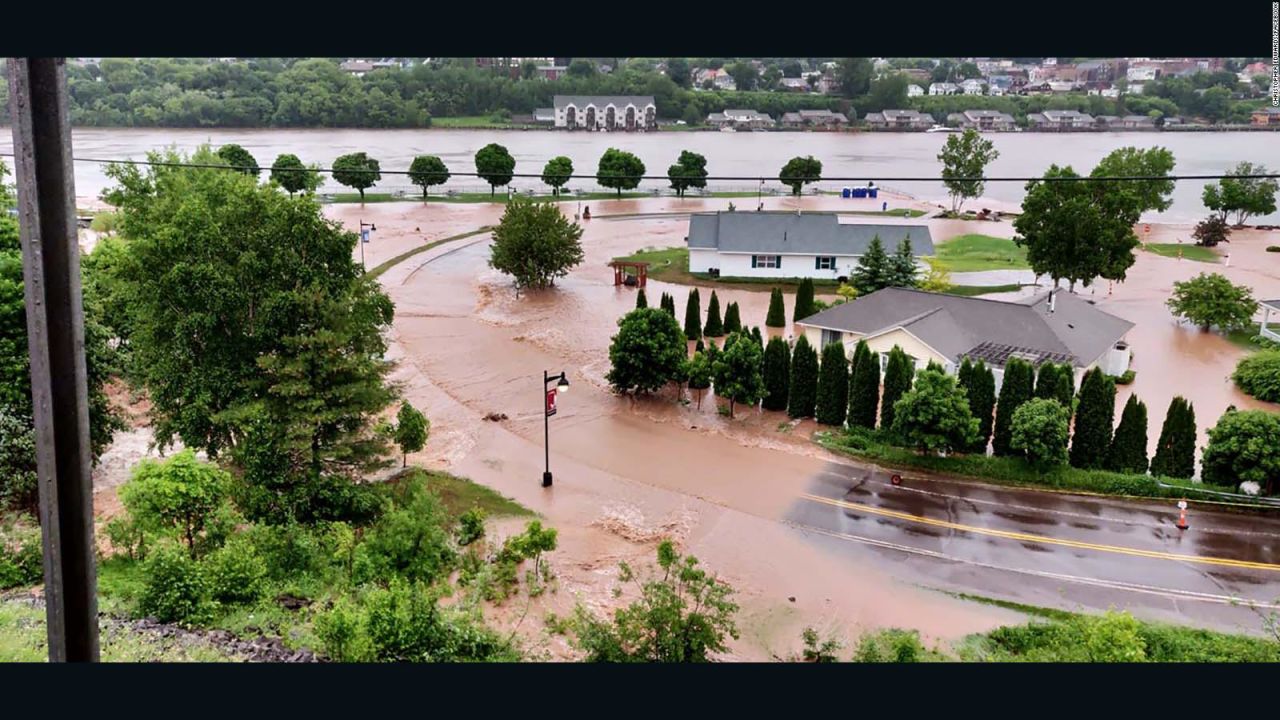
1048,290,1056,314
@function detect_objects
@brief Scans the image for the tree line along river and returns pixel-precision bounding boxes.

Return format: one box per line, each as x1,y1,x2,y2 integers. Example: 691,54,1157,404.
1,127,1276,224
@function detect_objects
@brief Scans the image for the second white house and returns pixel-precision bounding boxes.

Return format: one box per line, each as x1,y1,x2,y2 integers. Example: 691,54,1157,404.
685,211,934,281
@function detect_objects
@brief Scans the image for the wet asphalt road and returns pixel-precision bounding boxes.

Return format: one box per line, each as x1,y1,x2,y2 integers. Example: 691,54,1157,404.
787,462,1280,634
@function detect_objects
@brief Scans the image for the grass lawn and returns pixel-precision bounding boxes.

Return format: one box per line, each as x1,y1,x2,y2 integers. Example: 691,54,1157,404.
840,208,928,218
943,283,1024,297
365,226,494,279
0,601,234,662
928,234,1029,272
1224,323,1265,350
611,246,838,293
429,116,512,128
1142,243,1219,263
400,468,533,519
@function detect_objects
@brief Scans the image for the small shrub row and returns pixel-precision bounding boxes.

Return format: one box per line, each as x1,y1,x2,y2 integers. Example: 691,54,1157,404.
1267,245,1280,253
1232,350,1280,403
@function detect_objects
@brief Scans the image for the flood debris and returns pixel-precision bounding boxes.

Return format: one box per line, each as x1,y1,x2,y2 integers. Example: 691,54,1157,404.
592,503,696,545
483,412,509,422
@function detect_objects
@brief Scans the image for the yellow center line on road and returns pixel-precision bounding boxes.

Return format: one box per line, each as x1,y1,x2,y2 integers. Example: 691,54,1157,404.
801,493,1280,572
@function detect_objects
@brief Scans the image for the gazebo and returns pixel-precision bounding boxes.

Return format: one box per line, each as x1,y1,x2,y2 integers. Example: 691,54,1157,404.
608,260,649,288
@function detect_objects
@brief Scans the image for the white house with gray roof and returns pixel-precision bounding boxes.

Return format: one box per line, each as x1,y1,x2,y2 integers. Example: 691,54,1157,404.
1261,299,1280,344
553,95,656,131
795,287,1133,389
685,212,933,281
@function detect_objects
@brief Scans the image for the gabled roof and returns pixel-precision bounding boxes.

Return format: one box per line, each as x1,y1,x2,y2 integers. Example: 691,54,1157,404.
1261,299,1280,312
796,287,1133,368
553,95,655,109
687,212,933,257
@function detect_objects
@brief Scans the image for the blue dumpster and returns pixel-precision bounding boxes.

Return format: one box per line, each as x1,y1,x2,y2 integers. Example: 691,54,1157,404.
853,187,867,198
868,187,879,199
841,187,851,198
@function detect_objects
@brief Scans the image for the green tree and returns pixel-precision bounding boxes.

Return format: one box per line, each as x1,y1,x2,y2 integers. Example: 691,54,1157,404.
787,335,819,419
1090,146,1176,215
216,143,260,177
937,128,1000,214
665,58,691,88
488,199,585,290
269,153,322,196
712,331,766,418
597,148,646,198
1033,363,1061,402
1014,165,1141,291
475,143,516,197
1069,368,1116,470
850,236,891,295
567,59,596,78
793,278,816,322
1202,161,1279,226
867,73,909,112
120,450,229,557
1010,398,1070,472
762,337,791,412
635,288,648,309
683,289,702,341
887,238,920,289
815,342,850,426
1150,396,1197,479
992,357,1034,456
1232,350,1280,403
958,359,996,453
780,156,822,196
0,409,37,515
541,156,574,197
394,402,429,468
723,301,742,334
667,151,708,198
571,540,738,662
661,292,676,317
1106,394,1149,474
726,61,759,91
685,350,713,409
1166,272,1257,332
847,340,881,429
890,365,979,454
704,290,724,337
766,288,786,327
835,58,873,97
103,148,394,485
607,308,688,395
1191,215,1231,247
1201,409,1280,493
879,346,913,432
750,326,764,348
407,155,450,200
331,151,382,203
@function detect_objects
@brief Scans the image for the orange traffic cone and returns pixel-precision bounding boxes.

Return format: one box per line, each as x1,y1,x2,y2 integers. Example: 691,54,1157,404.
1175,499,1189,530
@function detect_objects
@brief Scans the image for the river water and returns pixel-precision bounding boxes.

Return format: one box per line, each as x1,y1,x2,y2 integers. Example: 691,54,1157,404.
2,127,1277,223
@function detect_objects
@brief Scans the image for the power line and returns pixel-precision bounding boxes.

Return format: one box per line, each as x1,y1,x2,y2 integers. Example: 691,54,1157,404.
2,152,1277,184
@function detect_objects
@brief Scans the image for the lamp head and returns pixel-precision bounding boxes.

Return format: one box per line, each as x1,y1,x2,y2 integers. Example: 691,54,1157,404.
556,373,570,393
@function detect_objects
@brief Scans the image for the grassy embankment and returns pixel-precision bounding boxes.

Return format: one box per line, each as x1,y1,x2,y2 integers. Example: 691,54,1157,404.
364,226,495,280
323,190,876,205
818,427,1250,504
1141,243,1219,263
927,234,1030,273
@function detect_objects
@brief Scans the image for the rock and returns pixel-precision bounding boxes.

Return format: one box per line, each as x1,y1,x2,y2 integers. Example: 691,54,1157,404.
788,596,796,603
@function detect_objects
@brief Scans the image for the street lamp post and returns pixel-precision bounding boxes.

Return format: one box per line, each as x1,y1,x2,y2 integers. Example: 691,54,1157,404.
542,370,570,487
758,179,765,211
358,220,376,270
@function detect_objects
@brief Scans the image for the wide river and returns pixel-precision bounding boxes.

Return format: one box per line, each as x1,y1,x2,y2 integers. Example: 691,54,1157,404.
2,127,1277,223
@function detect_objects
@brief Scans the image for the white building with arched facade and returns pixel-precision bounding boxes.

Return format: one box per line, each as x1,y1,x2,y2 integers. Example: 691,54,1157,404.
553,95,657,131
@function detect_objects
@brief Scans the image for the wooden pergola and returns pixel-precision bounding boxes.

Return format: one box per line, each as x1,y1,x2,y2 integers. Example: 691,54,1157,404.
608,260,649,288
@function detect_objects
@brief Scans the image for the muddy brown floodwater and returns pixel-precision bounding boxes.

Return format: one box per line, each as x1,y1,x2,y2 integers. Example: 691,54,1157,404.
328,193,1280,658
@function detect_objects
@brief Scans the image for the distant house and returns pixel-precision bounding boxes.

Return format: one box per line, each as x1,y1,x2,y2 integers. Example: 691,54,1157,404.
685,212,934,281
929,82,960,96
1047,80,1078,93
1027,110,1095,130
864,109,934,131
536,65,568,80
794,287,1134,387
340,60,375,77
781,109,849,129
533,108,556,124
554,95,656,131
1119,114,1157,130
948,109,1017,131
1261,299,1280,343
1252,108,1280,126
907,84,925,97
1094,115,1120,129
779,78,811,92
707,109,775,130
961,79,985,95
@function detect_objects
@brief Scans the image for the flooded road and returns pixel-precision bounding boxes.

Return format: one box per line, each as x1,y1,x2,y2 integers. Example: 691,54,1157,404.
6,127,1279,223
343,194,1280,651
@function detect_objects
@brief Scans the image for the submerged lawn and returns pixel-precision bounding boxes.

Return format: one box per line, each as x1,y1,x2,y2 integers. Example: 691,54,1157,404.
1141,243,1219,263
929,234,1029,272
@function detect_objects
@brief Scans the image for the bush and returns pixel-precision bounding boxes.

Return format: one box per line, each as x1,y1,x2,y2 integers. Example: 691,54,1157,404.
315,597,373,662
353,481,456,586
244,522,329,583
1110,369,1136,385
0,524,43,590
1267,245,1280,253
1201,409,1280,494
103,514,150,561
1232,350,1280,403
457,507,487,547
0,408,37,515
120,449,229,557
203,535,268,605
852,628,929,662
138,543,212,624
1010,398,1070,471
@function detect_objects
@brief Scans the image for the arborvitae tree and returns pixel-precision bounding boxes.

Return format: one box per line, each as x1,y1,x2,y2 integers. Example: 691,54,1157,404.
1106,394,1149,474
683,289,702,341
766,288,786,327
847,340,868,424
794,278,816,322
704,291,724,337
635,288,648,309
850,235,891,295
992,357,1034,456
880,346,914,432
1069,367,1116,470
958,360,996,453
723,301,742,334
695,339,705,352
957,358,975,396
661,292,676,317
751,326,764,348
787,335,819,419
1150,396,1197,479
815,342,850,426
848,341,881,429
888,238,920,289
1034,363,1060,401
762,337,791,412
